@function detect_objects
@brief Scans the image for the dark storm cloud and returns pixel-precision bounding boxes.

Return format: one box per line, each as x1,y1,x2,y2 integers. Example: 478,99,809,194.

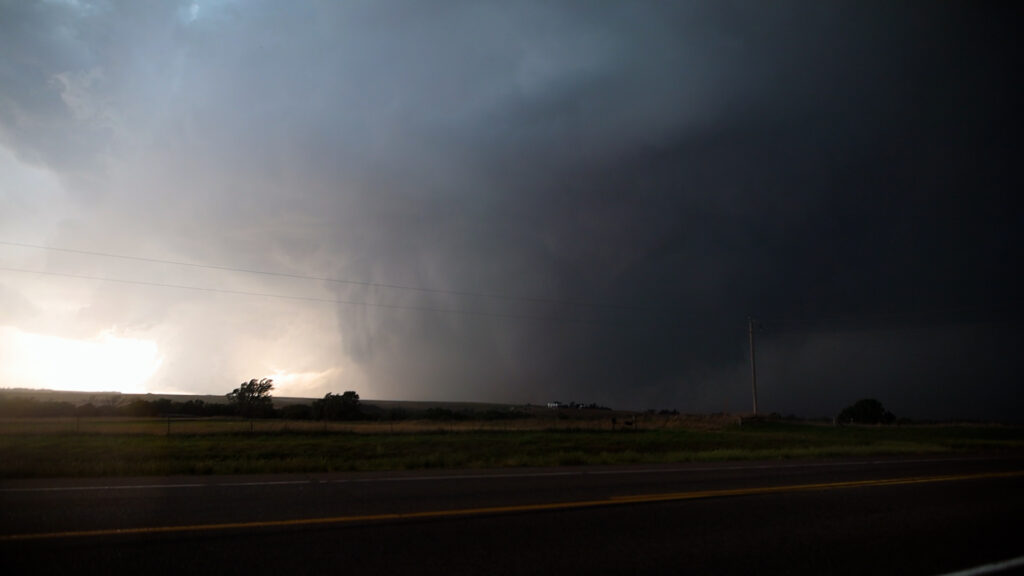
1,1,1019,417
322,1,1022,415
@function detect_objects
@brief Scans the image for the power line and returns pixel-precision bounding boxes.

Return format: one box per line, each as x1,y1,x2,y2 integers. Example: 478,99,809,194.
0,240,659,314
0,265,637,327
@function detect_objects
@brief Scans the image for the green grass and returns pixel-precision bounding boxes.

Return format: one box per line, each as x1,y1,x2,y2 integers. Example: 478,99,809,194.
1,420,1022,478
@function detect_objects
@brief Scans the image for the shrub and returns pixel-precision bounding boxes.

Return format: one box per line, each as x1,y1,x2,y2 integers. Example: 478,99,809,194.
838,398,895,425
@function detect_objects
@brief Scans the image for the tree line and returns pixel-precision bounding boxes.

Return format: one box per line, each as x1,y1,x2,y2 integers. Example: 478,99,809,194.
225,378,367,420
0,379,368,421
0,390,910,425
0,396,237,418
0,379,528,422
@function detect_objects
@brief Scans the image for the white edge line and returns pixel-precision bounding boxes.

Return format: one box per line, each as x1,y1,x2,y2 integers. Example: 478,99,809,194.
935,554,1024,576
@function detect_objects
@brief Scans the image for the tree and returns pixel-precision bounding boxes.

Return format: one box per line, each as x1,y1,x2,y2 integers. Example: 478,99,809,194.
312,391,363,421
227,378,275,418
838,398,895,425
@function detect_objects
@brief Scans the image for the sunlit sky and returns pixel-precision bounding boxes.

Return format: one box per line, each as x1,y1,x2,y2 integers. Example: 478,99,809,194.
0,327,161,394
1,1,1020,418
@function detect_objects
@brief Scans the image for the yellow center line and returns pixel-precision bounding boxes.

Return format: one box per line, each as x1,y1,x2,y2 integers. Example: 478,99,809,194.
609,470,1024,503
2,470,1021,542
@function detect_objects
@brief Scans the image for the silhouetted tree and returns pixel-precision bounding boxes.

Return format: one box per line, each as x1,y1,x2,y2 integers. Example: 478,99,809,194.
312,391,363,420
180,399,207,416
838,398,895,425
152,398,174,415
227,378,275,418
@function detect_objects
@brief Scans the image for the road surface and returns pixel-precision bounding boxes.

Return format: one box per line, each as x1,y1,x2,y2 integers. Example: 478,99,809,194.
2,454,1022,575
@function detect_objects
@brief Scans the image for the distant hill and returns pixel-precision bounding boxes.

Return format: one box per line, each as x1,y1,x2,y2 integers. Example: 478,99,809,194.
0,388,629,417
0,388,533,412
0,388,230,406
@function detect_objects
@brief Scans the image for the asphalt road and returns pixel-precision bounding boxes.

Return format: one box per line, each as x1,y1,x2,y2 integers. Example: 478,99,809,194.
2,454,1023,575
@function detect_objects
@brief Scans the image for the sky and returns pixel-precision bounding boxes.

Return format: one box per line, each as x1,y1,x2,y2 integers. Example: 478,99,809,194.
0,1,1020,420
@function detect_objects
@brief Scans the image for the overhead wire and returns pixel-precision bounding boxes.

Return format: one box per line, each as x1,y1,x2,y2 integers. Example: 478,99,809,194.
0,240,662,313
3,240,1012,332
0,265,643,327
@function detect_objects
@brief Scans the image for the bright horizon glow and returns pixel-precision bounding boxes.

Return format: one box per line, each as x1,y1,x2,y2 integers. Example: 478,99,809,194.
0,327,163,394
265,367,344,398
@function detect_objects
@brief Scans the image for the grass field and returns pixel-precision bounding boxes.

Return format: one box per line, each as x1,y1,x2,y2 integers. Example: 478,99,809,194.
0,411,713,435
1,417,1022,478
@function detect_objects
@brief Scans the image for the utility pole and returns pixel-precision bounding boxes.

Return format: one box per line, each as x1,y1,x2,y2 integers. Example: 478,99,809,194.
748,316,758,416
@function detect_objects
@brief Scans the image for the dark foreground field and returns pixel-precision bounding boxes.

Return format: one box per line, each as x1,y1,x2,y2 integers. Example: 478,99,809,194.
1,418,1022,478
3,418,1022,574
3,455,1023,575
